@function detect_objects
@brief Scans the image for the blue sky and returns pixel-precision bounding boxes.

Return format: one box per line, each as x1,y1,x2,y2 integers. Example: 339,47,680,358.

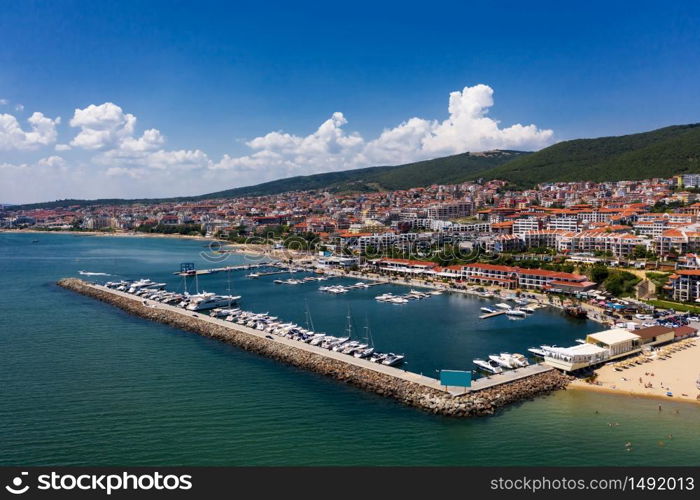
1,0,699,202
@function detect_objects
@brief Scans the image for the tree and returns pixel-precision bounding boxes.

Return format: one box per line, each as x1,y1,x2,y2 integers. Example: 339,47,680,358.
589,262,609,284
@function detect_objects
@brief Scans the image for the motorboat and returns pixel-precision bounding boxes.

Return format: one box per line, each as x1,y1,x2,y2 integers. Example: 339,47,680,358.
473,358,503,374
495,303,511,310
529,345,555,357
381,353,405,366
489,353,518,369
480,307,495,313
511,353,529,367
186,293,241,311
389,297,409,304
505,309,527,317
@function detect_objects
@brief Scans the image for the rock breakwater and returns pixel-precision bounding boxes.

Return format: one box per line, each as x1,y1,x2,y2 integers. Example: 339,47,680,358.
58,278,573,417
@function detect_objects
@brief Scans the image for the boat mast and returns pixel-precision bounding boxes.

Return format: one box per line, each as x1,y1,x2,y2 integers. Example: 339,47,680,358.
304,299,315,332
345,306,353,339
227,268,232,308
364,316,374,347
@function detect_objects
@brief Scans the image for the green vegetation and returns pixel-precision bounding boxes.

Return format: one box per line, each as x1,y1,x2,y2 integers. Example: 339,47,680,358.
136,223,205,236
646,271,671,290
480,124,700,187
645,299,700,314
602,271,641,297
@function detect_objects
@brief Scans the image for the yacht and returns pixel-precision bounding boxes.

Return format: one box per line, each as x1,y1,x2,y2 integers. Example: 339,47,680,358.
381,353,405,366
489,353,518,369
505,309,527,317
473,358,503,374
186,293,242,311
495,303,511,310
521,306,536,314
528,345,554,358
389,297,409,304
511,353,529,367
480,307,495,313
354,347,374,359
369,352,388,364
128,279,166,294
375,293,394,301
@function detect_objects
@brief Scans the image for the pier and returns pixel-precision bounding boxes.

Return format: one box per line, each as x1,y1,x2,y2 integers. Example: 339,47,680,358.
479,310,506,319
57,278,573,417
173,262,281,276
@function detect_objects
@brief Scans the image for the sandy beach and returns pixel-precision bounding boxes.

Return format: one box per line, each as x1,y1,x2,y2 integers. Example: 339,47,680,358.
570,338,700,405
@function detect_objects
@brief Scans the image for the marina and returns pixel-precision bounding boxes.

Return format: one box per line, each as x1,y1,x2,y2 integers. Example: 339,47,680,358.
4,233,700,466
59,276,572,412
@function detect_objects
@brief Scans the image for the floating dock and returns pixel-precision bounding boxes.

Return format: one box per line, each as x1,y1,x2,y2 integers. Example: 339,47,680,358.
479,310,506,319
57,278,572,417
174,262,281,276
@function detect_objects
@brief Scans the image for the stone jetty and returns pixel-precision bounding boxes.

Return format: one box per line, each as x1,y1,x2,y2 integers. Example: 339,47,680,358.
57,278,573,417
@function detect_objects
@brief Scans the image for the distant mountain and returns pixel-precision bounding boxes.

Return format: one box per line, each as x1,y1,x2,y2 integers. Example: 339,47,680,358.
10,123,700,210
480,124,700,186
11,150,527,209
196,150,527,199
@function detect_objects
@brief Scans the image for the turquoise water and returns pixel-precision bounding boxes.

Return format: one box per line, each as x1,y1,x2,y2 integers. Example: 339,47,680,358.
1,232,699,466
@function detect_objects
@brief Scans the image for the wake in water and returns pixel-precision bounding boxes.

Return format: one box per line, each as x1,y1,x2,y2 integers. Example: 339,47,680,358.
78,270,112,276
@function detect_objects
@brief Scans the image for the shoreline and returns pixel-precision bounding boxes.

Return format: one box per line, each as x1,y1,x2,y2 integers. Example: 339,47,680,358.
569,338,700,406
568,382,700,406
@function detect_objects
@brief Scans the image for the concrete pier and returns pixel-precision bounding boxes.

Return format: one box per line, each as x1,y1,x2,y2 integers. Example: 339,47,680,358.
57,278,573,417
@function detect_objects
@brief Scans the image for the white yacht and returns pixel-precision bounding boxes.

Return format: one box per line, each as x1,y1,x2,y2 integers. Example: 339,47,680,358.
495,303,511,310
381,353,405,366
480,307,495,313
128,279,166,294
474,358,503,374
505,309,527,317
186,293,241,311
489,353,518,369
389,297,409,304
511,353,529,367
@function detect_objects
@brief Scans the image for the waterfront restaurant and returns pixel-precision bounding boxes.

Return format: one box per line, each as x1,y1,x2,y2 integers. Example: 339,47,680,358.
585,328,641,357
543,328,643,373
632,325,675,346
542,343,610,372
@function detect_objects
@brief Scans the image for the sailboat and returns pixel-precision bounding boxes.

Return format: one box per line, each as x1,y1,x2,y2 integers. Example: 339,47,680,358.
354,317,375,359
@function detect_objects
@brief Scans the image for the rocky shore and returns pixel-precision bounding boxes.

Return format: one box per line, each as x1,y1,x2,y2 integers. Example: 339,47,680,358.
58,277,573,417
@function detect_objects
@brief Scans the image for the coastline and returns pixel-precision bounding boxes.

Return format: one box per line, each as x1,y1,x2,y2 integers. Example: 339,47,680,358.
569,339,700,406
568,383,700,406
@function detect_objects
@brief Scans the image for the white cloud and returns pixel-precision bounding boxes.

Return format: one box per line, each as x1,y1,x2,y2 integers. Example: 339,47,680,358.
36,155,67,168
0,98,8,106
4,84,554,202
0,112,61,151
212,84,553,180
15,104,24,112
69,102,137,150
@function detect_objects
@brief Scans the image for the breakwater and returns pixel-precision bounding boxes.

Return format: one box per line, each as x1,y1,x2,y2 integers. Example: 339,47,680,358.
57,278,573,417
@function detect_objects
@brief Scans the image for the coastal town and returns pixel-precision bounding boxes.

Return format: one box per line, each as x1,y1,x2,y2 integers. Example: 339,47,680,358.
5,173,700,405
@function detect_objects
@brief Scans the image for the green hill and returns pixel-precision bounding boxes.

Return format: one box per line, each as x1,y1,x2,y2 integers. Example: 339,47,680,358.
12,150,525,209
10,123,700,210
482,124,700,186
